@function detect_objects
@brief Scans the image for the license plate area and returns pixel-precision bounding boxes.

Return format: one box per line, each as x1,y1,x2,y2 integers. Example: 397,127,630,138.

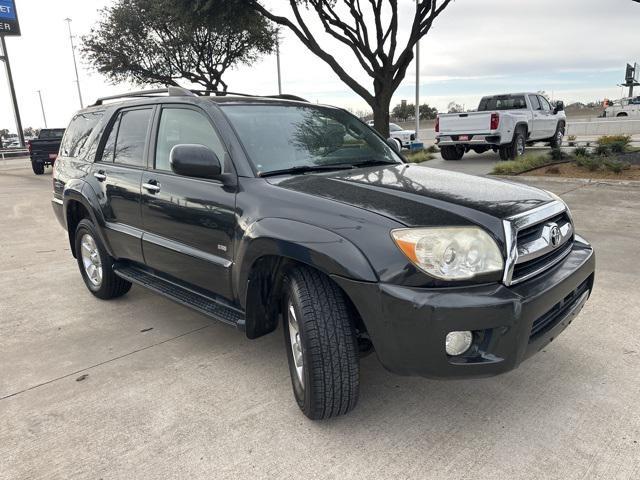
458,135,470,141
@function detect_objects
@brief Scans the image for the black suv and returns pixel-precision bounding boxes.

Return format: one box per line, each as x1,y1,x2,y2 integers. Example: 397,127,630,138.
52,87,595,419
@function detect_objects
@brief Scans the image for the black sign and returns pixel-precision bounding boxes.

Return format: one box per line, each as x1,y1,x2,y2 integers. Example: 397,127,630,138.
625,63,635,83
0,0,20,37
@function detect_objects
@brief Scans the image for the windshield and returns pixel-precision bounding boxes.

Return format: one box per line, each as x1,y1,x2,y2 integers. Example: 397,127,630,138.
389,123,403,132
221,104,401,175
39,129,65,139
478,95,527,111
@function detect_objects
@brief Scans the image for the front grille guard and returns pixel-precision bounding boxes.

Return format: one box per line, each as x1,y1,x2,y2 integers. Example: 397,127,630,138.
502,200,573,286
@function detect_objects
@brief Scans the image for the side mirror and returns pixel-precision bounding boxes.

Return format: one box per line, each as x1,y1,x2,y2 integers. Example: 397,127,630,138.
386,138,401,154
170,144,222,180
554,101,565,114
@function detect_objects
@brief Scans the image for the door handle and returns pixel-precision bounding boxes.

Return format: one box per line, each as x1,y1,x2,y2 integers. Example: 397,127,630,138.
94,170,107,181
143,181,161,193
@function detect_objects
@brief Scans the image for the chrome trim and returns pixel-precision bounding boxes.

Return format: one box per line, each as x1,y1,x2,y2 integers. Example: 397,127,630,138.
142,232,232,268
142,182,161,193
52,197,63,205
516,221,573,264
509,241,573,286
502,200,570,286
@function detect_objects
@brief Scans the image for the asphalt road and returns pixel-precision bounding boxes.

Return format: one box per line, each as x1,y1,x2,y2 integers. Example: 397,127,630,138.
1,162,639,479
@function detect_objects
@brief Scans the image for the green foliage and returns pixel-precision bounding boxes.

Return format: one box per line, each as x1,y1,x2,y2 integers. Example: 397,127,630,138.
575,155,602,171
603,159,631,174
426,145,440,154
492,153,552,175
594,144,610,157
82,0,275,90
419,104,438,120
392,103,414,122
404,149,435,163
597,135,631,147
573,146,590,157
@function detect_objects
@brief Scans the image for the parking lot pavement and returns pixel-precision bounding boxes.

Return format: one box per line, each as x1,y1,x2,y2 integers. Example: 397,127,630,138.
1,165,640,480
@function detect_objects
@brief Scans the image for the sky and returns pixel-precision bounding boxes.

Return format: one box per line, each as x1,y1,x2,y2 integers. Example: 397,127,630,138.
0,0,638,133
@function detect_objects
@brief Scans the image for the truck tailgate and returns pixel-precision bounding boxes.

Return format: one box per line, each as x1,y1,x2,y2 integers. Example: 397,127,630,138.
439,112,492,135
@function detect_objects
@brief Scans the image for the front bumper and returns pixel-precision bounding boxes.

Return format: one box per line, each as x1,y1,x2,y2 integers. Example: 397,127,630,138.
333,237,595,378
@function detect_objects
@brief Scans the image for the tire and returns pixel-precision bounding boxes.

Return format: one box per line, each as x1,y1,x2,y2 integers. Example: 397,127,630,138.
499,127,526,160
74,219,132,300
440,145,465,161
282,266,359,420
550,123,565,149
31,161,45,175
617,113,628,118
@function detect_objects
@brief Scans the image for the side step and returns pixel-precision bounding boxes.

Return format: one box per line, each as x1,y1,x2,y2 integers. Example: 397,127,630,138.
114,263,245,329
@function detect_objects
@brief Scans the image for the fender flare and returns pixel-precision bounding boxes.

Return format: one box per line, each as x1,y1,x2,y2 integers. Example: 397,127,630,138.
62,180,114,258
233,218,378,309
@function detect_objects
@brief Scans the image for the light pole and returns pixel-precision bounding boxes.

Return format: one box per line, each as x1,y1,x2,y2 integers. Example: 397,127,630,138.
37,90,48,128
414,0,420,142
64,18,84,108
0,36,25,147
276,29,282,95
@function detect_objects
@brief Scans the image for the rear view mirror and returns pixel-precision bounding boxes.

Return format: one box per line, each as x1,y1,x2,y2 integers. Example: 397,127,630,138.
170,144,222,179
554,101,565,114
386,138,401,154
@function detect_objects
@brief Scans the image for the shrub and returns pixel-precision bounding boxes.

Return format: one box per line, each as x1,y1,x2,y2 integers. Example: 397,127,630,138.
594,144,610,157
492,153,551,175
426,145,440,154
404,149,434,163
573,146,589,157
603,159,631,174
568,135,577,142
597,135,631,147
609,141,627,154
575,155,603,171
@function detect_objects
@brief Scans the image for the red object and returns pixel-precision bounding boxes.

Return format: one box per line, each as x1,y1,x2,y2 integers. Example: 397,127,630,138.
27,140,32,154
490,113,500,130
435,116,440,133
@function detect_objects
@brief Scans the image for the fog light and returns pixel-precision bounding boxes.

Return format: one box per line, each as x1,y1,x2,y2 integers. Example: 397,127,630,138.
445,331,473,356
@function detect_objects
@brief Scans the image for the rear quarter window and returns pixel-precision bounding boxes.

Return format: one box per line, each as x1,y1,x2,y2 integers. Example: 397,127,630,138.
60,111,105,158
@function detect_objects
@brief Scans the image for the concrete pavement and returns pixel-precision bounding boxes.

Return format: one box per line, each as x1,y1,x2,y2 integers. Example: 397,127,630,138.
1,165,639,480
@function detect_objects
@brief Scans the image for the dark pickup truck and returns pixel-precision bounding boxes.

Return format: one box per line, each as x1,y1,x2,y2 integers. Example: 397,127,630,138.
52,88,595,420
29,128,65,175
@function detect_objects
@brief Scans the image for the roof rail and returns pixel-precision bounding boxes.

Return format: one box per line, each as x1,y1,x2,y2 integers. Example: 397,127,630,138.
190,89,309,103
91,86,197,106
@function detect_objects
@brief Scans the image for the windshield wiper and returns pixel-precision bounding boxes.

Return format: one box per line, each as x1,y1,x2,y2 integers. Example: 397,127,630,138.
258,164,356,178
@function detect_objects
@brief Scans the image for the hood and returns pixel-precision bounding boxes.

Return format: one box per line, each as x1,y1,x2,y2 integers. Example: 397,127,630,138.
272,164,553,227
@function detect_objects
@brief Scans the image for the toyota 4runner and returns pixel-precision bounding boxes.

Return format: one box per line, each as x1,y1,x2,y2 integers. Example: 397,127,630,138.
52,87,595,420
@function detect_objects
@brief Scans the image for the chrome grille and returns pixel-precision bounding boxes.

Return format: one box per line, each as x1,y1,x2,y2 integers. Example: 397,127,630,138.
503,201,574,286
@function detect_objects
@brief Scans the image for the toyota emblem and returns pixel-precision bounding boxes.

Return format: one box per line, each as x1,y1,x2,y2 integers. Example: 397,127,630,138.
549,224,562,247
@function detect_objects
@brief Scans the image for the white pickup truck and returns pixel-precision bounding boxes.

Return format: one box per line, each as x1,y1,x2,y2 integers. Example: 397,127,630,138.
603,96,640,118
435,93,566,161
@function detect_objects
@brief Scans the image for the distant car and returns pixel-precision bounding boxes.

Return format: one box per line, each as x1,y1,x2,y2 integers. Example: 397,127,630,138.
367,121,416,149
28,128,66,175
603,97,640,118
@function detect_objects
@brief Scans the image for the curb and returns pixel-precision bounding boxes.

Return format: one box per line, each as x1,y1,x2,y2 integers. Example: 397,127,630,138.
495,174,640,187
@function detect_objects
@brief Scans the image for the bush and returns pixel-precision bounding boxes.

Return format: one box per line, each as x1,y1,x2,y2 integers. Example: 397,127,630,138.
404,149,434,163
574,146,590,157
597,135,631,147
594,144,610,157
575,155,603,171
492,153,551,175
567,135,577,142
603,159,631,174
426,145,440,154
609,141,627,154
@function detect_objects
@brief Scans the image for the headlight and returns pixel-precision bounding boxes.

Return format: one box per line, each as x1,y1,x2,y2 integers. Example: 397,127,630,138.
391,227,504,280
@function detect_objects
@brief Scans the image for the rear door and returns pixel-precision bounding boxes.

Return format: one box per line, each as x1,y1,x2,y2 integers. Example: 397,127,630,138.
88,106,155,263
139,104,237,300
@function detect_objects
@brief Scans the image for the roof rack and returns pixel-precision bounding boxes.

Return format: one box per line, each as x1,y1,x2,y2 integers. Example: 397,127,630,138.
91,86,308,107
92,86,197,106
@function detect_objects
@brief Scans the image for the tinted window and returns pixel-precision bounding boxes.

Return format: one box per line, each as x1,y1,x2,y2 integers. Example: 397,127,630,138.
100,114,121,163
40,129,66,139
61,112,103,157
155,108,225,172
539,96,552,112
221,104,399,175
528,95,541,111
478,95,527,111
112,109,152,167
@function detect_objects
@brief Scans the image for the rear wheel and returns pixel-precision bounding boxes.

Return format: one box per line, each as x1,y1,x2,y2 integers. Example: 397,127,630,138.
617,112,628,118
282,266,359,420
31,161,45,175
440,145,465,161
499,128,526,160
74,219,131,300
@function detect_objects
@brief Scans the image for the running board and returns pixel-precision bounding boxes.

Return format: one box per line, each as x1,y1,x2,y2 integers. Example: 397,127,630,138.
114,263,245,329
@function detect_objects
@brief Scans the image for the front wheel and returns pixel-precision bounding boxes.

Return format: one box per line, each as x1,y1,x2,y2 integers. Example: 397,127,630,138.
282,267,359,420
550,124,565,149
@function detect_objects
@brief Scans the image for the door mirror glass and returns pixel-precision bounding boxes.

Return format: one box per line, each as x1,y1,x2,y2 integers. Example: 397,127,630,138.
386,138,400,154
170,144,222,179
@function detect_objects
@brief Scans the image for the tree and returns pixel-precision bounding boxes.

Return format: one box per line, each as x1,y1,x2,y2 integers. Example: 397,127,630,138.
245,0,454,138
419,103,438,120
392,102,414,122
83,0,275,91
447,101,464,113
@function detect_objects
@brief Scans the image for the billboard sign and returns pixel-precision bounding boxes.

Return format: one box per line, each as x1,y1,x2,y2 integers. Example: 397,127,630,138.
0,0,20,36
635,63,640,83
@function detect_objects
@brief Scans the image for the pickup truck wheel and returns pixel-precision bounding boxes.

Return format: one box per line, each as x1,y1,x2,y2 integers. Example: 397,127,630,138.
282,267,359,420
74,219,132,300
441,145,465,161
550,124,565,149
31,161,45,175
500,128,526,160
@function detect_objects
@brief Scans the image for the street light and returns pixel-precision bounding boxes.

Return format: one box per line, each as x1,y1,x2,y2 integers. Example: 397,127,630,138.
414,0,420,142
37,90,48,128
64,18,84,108
276,29,282,95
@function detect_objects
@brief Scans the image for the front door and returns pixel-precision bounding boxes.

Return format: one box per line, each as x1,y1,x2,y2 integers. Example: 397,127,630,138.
140,105,237,300
88,106,155,264
537,95,557,139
